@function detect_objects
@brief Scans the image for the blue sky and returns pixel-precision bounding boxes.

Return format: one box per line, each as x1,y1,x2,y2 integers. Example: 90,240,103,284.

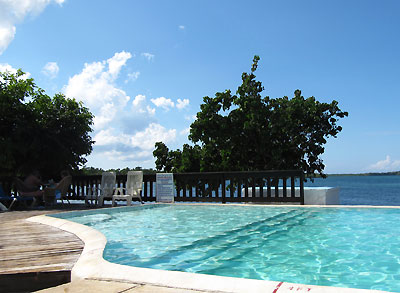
1,0,400,174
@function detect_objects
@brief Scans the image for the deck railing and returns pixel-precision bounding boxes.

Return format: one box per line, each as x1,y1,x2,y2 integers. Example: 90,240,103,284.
0,170,304,204
68,174,157,201
174,170,304,204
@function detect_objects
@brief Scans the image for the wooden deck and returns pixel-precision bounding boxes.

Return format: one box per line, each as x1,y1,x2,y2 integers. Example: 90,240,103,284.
0,208,85,292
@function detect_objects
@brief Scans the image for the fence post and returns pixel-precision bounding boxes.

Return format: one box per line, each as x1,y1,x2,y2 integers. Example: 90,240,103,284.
300,172,305,205
221,173,226,204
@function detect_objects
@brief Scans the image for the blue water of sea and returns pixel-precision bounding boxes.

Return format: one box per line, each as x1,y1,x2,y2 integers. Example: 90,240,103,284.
305,175,400,206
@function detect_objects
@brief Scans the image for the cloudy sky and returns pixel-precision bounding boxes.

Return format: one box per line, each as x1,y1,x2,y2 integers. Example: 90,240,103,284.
1,0,400,174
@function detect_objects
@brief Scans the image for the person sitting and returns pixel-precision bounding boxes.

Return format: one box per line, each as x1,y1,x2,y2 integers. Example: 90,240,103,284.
13,171,45,206
23,170,44,193
43,170,72,205
54,170,71,199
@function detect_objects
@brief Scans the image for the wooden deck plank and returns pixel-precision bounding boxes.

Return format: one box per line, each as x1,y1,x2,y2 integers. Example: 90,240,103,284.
0,249,83,263
0,208,86,291
0,243,83,253
1,261,76,274
0,217,84,275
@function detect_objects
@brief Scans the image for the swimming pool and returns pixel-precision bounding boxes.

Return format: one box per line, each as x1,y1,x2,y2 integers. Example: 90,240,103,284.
54,204,400,292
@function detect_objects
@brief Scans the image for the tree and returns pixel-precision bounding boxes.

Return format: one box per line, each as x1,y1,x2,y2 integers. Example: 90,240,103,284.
154,142,201,173
153,142,174,172
153,56,348,178
0,69,94,178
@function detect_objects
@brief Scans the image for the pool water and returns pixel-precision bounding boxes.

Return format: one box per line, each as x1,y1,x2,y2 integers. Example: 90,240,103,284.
55,205,400,291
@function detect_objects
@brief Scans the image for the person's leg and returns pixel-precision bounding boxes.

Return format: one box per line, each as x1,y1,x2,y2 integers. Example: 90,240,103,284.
43,188,56,206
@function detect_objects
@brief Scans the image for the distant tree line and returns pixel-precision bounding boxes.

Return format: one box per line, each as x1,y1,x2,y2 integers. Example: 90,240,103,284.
78,166,157,176
153,56,348,178
324,171,400,177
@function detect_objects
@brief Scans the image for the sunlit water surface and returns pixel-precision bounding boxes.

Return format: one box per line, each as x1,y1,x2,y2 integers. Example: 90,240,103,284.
56,204,400,292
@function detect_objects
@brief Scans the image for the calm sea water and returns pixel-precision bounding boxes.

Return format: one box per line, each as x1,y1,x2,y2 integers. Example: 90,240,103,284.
304,175,400,206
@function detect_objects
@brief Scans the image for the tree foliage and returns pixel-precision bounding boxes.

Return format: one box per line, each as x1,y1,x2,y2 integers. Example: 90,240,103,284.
154,56,348,178
0,69,94,178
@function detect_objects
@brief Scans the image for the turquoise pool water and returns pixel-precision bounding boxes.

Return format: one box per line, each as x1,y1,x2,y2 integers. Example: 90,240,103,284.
54,205,400,291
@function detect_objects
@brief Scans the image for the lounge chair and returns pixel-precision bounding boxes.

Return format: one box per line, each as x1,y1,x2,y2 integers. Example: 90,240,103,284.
86,172,116,206
0,184,17,210
0,183,37,210
0,201,7,211
13,178,43,207
112,171,143,206
43,175,72,205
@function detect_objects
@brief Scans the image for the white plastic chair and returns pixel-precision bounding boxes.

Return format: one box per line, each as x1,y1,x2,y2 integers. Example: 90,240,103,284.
112,171,143,206
86,172,116,206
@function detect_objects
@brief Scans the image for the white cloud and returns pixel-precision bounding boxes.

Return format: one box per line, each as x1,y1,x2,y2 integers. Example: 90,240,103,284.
0,0,64,55
0,63,30,79
42,61,59,78
130,123,176,150
180,127,190,135
176,98,189,109
141,52,154,61
108,51,132,78
132,94,145,107
125,71,140,83
0,25,16,54
150,97,189,111
0,63,16,73
151,96,175,110
132,94,155,115
105,149,152,161
93,102,118,130
146,106,156,116
64,51,177,168
184,114,197,121
179,25,185,30
366,155,400,172
93,123,176,161
64,51,132,130
93,128,122,146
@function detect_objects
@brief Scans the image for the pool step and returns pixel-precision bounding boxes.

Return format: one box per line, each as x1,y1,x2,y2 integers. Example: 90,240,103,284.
135,209,312,269
173,210,313,271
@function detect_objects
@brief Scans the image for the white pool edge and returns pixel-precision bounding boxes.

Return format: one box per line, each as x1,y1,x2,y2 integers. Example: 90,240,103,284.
27,203,394,293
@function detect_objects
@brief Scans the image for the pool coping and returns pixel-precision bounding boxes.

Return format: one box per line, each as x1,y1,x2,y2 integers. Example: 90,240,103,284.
27,203,394,293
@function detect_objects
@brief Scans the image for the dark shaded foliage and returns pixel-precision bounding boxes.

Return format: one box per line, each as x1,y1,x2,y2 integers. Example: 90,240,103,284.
0,69,94,178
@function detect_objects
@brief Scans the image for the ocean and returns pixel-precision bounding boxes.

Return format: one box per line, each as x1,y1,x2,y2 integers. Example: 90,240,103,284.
305,175,400,206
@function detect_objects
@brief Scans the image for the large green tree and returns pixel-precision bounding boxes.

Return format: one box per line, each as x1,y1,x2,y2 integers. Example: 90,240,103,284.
0,69,94,178
154,56,348,178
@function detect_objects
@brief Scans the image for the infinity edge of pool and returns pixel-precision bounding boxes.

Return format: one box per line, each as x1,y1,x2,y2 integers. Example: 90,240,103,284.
27,203,396,293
